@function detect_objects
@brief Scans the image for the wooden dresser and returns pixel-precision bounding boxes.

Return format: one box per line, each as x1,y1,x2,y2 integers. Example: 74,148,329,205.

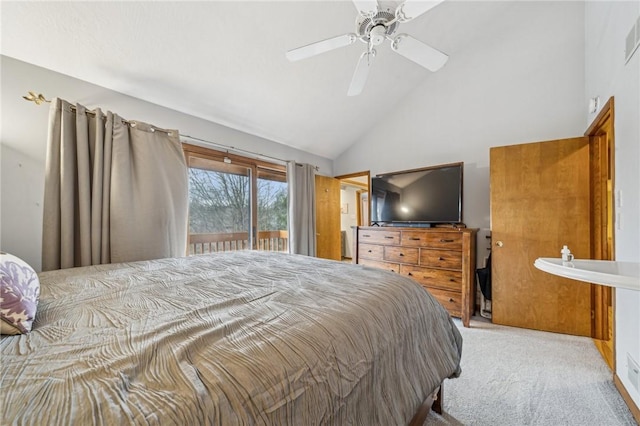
353,226,477,327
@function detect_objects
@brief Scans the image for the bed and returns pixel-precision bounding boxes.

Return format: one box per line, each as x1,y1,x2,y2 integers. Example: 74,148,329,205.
1,251,462,425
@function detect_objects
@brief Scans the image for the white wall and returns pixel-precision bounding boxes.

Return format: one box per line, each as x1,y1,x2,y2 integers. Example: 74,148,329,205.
334,1,586,232
0,56,333,272
586,1,640,408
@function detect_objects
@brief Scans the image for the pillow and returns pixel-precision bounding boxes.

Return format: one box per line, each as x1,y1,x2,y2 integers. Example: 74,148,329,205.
0,252,40,335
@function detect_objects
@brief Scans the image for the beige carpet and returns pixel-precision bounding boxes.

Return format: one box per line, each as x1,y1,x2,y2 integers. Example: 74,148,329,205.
426,317,637,425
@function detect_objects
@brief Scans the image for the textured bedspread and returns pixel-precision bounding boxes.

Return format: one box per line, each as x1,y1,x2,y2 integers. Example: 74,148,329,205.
1,251,462,425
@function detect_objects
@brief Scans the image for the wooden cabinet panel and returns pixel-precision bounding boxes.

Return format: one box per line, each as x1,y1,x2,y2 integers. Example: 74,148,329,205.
400,265,462,292
427,287,462,316
403,231,462,249
359,230,400,245
358,244,383,260
419,249,462,270
358,258,399,273
384,246,419,264
354,226,476,327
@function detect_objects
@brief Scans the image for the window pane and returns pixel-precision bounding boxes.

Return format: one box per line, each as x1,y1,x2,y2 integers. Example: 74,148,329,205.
188,167,251,254
257,177,288,252
188,167,250,233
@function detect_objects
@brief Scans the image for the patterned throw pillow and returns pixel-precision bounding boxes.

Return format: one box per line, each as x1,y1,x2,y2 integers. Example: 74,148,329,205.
0,252,40,335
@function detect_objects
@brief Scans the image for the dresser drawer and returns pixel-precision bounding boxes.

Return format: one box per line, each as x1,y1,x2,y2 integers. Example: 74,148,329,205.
358,258,400,273
358,243,384,260
384,246,419,264
420,249,462,270
404,231,462,249
425,287,462,316
400,265,462,292
358,229,400,245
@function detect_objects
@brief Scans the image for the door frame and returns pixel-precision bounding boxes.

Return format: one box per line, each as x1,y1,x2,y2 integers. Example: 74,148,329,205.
335,171,370,261
355,190,368,226
585,97,615,370
335,171,371,226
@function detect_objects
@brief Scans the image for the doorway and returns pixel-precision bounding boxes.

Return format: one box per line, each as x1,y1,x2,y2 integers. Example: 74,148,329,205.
335,171,370,263
490,97,615,368
182,143,288,254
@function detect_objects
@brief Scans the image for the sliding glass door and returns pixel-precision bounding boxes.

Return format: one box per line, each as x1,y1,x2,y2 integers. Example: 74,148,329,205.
256,168,288,252
183,144,288,254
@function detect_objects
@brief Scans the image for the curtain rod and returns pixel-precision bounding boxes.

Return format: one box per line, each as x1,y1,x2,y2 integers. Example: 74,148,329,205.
183,134,320,170
22,92,172,135
180,133,289,165
22,91,318,169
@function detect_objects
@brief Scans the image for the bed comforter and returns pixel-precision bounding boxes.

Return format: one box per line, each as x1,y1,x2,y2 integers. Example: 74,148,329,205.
1,251,462,425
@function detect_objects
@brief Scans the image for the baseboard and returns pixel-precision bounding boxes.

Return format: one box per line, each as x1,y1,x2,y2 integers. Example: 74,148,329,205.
614,373,640,424
593,338,614,371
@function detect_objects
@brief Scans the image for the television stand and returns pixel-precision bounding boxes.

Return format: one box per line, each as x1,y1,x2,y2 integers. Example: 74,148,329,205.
353,226,477,327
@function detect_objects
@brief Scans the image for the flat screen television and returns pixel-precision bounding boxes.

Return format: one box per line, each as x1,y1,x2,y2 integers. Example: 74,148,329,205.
370,162,463,225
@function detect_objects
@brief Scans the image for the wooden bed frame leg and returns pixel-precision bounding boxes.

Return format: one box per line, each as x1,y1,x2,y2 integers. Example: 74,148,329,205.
408,383,443,426
432,385,443,414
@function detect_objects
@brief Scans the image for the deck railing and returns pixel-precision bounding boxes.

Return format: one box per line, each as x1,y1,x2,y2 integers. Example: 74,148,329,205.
189,230,288,255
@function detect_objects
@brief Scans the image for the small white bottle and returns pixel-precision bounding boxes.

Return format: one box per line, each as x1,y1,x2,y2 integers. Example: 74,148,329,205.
561,245,574,263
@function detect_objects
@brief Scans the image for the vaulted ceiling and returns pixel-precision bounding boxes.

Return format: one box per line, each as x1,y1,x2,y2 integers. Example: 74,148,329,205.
1,1,514,160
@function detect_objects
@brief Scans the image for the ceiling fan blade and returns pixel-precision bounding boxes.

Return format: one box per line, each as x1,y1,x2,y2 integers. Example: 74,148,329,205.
391,34,448,72
352,0,378,17
286,33,357,62
347,50,376,97
395,0,444,22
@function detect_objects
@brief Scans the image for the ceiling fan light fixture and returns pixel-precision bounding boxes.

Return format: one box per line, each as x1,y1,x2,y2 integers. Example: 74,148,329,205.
369,25,387,46
285,0,450,96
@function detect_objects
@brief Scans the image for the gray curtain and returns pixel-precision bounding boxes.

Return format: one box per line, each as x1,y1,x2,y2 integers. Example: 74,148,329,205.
42,98,188,271
287,162,316,256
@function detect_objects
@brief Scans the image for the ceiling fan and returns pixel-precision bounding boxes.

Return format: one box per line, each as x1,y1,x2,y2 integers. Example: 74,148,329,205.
286,0,448,96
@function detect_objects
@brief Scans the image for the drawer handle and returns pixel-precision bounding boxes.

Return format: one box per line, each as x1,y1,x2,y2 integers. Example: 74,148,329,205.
362,234,371,238
449,278,455,282
367,250,372,253
407,272,413,276
384,236,394,239
409,237,420,241
399,253,405,257
440,239,454,243
439,257,445,261
449,298,455,303
391,269,396,273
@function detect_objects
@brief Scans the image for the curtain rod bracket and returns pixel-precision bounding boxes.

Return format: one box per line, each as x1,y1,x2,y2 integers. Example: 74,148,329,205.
22,91,50,105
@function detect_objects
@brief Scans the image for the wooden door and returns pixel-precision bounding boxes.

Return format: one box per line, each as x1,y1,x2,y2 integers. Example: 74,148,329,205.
490,137,592,336
315,175,341,260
